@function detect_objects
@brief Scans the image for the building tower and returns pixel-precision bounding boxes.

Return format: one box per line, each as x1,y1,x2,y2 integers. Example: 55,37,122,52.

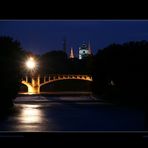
88,40,93,55
69,47,75,59
79,42,91,60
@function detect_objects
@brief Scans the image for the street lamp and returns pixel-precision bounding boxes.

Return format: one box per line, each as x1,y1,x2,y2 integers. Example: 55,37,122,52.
26,57,36,70
25,57,38,77
24,57,38,94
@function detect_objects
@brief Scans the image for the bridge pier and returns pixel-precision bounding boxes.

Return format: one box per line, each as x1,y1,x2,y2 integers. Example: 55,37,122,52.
22,76,40,94
28,85,40,94
30,77,40,94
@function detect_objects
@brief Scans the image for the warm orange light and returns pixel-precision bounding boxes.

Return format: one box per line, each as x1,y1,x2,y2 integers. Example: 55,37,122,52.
26,57,36,69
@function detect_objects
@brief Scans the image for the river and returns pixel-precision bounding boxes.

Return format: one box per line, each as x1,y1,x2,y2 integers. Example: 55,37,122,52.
0,93,144,132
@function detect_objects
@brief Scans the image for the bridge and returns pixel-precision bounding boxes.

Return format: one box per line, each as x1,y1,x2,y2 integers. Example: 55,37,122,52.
21,74,93,94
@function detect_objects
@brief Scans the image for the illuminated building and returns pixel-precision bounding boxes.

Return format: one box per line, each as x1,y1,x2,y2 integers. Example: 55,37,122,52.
69,47,75,59
79,41,92,59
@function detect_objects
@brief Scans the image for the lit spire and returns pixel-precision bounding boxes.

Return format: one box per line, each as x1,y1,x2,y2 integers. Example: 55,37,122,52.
88,40,93,55
69,47,75,58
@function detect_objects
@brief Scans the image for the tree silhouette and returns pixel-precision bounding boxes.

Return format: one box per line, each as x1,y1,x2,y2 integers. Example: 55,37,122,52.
40,50,68,74
0,36,24,111
92,40,146,106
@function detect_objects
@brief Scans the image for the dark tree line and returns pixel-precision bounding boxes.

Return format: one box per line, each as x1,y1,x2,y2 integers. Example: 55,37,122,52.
39,50,68,74
92,40,146,106
0,36,25,111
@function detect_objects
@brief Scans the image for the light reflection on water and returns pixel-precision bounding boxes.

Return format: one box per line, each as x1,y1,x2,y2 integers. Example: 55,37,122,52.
20,105,42,124
11,104,55,131
12,103,60,132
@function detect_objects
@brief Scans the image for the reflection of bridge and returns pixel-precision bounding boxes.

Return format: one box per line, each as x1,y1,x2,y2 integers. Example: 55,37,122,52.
21,74,93,94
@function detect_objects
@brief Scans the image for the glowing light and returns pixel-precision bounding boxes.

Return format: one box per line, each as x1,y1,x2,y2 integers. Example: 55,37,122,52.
20,105,42,124
26,57,36,69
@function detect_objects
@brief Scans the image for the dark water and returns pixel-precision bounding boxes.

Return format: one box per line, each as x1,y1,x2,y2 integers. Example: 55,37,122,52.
0,95,144,131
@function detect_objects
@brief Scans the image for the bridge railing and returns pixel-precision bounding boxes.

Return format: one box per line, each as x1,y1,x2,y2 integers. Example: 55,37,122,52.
21,74,93,84
22,74,92,78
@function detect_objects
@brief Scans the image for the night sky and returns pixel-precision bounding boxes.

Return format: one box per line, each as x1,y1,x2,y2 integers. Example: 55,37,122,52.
0,20,148,57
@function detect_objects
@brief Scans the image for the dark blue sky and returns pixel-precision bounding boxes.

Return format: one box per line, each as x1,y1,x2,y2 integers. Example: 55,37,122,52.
0,20,148,57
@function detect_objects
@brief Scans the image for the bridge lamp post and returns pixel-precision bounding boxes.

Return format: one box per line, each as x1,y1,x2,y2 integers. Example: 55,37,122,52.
25,57,38,78
26,57,36,70
25,57,39,93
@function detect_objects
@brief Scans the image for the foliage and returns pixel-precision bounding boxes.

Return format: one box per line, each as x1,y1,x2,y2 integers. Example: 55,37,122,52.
92,40,146,106
0,36,24,110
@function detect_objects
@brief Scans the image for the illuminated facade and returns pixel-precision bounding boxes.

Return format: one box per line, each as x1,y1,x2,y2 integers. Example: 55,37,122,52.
79,42,92,59
68,41,93,60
